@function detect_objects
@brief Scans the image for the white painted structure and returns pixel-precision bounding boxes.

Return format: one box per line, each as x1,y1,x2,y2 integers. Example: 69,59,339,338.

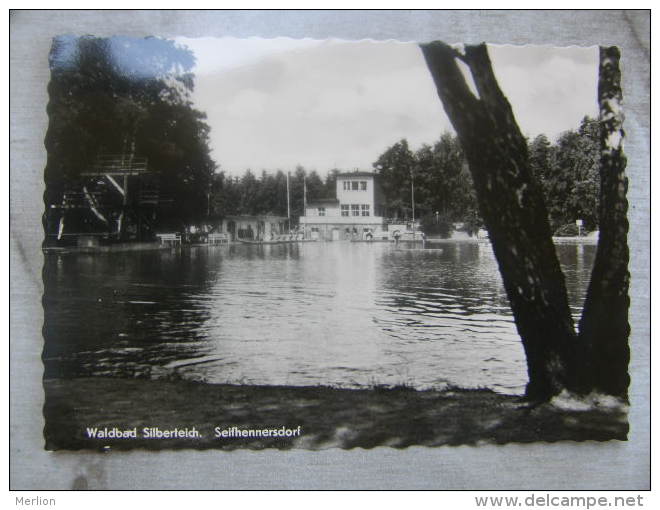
300,171,386,241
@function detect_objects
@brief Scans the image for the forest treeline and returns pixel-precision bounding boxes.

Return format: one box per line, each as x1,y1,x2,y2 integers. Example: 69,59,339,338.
45,36,600,237
210,116,601,236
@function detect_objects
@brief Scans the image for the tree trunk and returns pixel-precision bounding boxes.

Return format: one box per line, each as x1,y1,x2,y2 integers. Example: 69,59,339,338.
577,47,630,398
420,42,630,401
420,42,578,400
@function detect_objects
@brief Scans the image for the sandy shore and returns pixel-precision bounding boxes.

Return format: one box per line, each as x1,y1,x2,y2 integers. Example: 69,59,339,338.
43,377,628,450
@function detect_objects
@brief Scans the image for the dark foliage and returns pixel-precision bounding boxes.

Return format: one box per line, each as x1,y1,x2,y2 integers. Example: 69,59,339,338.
372,136,481,225
554,223,581,237
45,35,216,229
529,117,600,232
208,166,333,224
419,212,453,238
372,125,599,234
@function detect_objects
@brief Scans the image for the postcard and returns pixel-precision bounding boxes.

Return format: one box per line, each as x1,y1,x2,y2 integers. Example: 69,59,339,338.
9,9,650,491
41,35,629,450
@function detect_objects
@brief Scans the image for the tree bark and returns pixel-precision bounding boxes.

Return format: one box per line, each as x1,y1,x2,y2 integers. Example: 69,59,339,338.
577,47,630,398
420,42,578,400
420,42,630,401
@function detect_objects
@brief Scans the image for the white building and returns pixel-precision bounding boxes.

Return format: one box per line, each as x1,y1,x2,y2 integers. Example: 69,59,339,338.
299,171,386,241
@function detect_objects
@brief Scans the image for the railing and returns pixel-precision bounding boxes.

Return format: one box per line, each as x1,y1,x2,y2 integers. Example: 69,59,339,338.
156,233,181,246
208,233,229,244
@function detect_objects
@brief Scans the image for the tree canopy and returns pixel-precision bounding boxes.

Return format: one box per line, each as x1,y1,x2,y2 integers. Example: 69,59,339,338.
529,117,601,231
208,166,333,221
45,35,215,228
371,124,599,237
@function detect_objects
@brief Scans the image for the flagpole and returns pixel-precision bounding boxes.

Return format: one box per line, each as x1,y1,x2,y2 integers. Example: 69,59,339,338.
411,166,416,241
303,175,307,217
286,171,291,232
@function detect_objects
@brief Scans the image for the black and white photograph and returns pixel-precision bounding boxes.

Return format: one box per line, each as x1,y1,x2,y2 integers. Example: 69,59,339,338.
9,9,650,491
39,33,633,450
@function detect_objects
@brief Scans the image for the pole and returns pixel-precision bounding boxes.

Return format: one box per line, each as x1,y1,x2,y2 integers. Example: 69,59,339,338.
207,177,211,219
286,171,291,232
303,175,307,217
411,167,415,241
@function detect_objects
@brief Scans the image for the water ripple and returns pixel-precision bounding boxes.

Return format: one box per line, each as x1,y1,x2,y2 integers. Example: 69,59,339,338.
43,242,596,395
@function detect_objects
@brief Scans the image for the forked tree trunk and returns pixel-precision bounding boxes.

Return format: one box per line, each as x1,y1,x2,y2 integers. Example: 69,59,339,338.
420,42,630,401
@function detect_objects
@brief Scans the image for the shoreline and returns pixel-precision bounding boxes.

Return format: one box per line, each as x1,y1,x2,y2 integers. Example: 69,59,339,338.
41,235,597,255
42,241,168,254
43,377,628,451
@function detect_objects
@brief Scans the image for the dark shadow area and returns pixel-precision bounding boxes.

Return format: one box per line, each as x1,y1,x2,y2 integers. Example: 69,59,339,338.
44,377,627,451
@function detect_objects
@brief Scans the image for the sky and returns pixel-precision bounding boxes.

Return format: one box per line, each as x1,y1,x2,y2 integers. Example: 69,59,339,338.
176,37,599,177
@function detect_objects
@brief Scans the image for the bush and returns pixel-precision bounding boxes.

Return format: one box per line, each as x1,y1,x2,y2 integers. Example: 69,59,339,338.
554,223,581,237
419,212,453,238
463,209,482,237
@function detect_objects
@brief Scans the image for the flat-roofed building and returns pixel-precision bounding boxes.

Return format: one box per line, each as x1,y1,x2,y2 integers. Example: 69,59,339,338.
300,171,386,241
218,215,288,241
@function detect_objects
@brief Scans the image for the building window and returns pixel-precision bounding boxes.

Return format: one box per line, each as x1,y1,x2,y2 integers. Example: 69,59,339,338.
360,181,367,191
351,204,360,216
351,181,359,191
311,227,319,232
343,181,350,191
317,207,325,216
361,204,370,216
341,205,349,217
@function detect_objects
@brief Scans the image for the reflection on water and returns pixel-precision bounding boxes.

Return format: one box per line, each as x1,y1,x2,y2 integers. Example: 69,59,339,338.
43,241,596,395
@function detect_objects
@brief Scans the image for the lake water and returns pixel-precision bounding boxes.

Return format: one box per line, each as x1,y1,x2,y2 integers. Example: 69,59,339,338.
43,241,596,395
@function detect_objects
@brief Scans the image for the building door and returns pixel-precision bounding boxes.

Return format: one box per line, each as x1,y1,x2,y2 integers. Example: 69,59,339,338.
331,228,339,241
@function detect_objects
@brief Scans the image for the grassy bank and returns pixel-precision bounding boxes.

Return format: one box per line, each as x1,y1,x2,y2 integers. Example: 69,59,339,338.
43,377,627,450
